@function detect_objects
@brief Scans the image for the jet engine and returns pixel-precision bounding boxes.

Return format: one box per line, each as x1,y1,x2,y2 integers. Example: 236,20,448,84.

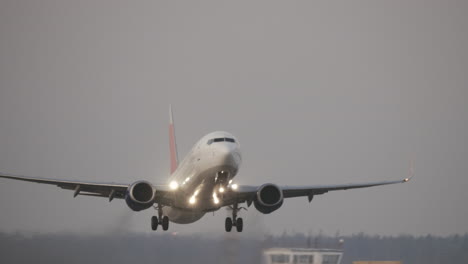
254,184,284,214
125,181,155,211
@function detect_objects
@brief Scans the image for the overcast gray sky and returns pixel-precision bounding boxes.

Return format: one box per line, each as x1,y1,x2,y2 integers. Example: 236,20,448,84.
1,0,467,237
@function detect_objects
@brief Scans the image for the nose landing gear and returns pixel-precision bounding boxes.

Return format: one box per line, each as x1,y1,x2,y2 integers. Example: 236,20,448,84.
151,203,169,231
215,171,230,185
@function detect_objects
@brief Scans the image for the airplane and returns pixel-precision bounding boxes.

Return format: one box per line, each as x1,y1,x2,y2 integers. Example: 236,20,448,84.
0,106,413,232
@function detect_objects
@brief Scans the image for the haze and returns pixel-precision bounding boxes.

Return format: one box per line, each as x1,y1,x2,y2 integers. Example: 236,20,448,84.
0,0,467,236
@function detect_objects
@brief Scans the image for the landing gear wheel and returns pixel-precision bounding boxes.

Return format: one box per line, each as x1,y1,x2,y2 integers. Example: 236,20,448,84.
225,217,233,232
162,216,169,231
236,218,243,232
151,216,158,231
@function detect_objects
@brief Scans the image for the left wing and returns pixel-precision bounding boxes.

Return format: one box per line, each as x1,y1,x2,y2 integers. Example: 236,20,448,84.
0,173,129,201
225,177,412,205
281,177,411,201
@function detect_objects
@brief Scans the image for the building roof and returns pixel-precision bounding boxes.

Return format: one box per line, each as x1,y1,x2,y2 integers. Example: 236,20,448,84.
264,248,343,254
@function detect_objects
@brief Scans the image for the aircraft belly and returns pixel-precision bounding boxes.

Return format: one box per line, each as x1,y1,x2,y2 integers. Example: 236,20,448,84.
163,207,205,224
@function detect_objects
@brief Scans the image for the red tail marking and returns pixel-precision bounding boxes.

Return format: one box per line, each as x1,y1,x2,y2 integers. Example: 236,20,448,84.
169,105,178,174
169,123,178,174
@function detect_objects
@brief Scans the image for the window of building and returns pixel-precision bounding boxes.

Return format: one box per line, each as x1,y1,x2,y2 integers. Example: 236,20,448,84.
271,254,290,264
322,254,339,264
293,255,313,264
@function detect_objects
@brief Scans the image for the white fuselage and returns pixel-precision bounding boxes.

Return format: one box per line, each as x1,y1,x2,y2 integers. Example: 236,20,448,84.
163,131,242,224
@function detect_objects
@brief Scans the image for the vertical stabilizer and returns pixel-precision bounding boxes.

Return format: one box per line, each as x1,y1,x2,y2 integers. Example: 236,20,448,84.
169,105,179,174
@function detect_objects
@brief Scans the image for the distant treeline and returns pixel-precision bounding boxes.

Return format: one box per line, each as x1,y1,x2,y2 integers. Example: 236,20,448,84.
0,232,467,264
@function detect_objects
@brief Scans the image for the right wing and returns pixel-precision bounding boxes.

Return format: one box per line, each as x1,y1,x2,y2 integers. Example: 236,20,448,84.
0,173,174,204
0,173,129,200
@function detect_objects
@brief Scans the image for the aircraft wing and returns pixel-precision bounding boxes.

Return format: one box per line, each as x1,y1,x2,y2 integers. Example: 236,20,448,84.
0,173,129,200
228,177,412,205
281,178,411,200
0,172,176,204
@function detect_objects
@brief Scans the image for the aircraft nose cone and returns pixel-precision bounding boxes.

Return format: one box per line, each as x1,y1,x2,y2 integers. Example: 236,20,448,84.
216,144,241,166
216,144,233,157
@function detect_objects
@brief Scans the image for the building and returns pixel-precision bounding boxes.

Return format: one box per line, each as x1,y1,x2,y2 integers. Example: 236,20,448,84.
353,262,401,264
263,248,343,264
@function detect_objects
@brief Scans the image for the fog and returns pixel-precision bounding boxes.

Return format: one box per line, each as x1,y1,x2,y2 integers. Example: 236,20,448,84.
1,232,467,264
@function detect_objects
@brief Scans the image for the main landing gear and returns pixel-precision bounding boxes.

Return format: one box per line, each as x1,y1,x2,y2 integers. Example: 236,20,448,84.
225,203,244,232
151,204,169,231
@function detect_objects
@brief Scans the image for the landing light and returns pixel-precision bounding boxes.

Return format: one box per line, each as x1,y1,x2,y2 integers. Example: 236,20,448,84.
219,187,225,193
169,181,179,190
189,196,196,205
213,193,220,204
231,184,238,190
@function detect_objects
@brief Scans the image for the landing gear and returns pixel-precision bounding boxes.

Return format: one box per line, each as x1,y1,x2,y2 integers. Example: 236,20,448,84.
215,171,230,185
236,217,243,232
162,216,169,231
151,216,158,231
225,203,244,232
225,217,233,232
151,204,169,232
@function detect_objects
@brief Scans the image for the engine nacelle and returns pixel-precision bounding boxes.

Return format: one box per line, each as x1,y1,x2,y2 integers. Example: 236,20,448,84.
125,181,155,211
254,184,284,214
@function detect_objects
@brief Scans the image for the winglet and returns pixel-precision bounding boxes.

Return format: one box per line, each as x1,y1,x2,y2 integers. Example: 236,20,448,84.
169,105,179,174
403,160,415,182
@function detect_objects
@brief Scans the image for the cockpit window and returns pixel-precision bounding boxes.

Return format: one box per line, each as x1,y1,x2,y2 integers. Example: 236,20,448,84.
207,137,236,145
